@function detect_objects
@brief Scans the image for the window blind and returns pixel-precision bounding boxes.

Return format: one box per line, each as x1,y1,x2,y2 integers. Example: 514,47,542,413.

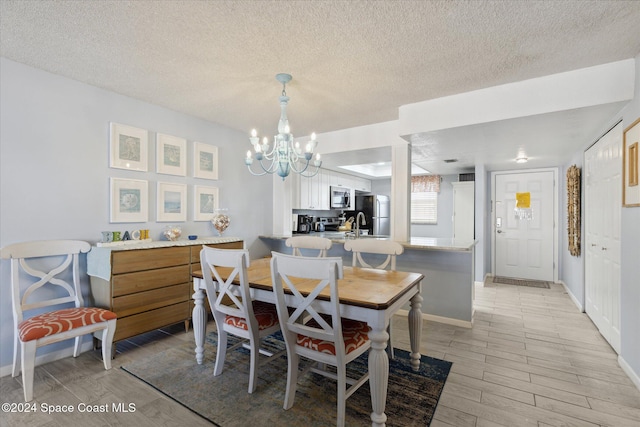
411,175,440,224
411,191,438,224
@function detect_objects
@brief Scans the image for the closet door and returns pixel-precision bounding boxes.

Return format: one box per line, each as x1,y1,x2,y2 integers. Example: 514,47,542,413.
584,122,622,353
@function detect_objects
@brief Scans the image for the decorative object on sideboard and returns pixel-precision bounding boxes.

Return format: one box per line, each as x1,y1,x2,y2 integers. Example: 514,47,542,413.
567,165,581,256
211,209,230,236
244,73,322,180
163,226,182,241
623,117,640,207
97,228,151,247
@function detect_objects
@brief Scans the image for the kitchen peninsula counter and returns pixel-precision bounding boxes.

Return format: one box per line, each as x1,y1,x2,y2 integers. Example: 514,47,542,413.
260,234,476,327
260,234,476,252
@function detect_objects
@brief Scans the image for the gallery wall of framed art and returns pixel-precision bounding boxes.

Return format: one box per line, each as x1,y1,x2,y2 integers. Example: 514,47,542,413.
108,122,219,224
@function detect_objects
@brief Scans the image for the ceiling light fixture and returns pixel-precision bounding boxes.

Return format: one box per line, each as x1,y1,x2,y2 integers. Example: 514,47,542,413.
244,73,321,180
516,157,528,163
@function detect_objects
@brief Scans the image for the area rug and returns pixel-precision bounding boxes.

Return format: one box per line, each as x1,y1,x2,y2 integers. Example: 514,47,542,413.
493,276,551,289
122,332,451,426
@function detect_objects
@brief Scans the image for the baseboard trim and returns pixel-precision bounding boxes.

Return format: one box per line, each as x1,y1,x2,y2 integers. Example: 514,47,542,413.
396,309,473,329
619,355,640,392
482,273,492,287
559,280,584,312
0,341,95,378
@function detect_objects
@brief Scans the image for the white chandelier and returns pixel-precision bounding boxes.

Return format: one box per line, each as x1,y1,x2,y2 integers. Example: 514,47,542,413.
244,73,321,180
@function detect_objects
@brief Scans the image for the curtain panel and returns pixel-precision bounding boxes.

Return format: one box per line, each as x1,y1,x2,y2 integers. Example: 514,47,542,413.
411,175,440,193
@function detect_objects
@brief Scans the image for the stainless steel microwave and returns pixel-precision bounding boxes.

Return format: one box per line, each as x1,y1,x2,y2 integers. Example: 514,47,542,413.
330,186,351,209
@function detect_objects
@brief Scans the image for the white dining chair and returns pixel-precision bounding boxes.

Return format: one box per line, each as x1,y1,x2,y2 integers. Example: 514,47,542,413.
0,240,117,402
200,246,282,393
285,235,332,257
270,251,370,427
343,239,404,359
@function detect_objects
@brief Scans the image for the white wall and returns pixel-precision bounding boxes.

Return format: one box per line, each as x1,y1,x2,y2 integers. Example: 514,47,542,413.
0,58,273,368
410,175,456,238
559,53,640,386
619,55,640,386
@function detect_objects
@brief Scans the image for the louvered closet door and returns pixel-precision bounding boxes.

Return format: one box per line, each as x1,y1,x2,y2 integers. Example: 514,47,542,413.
584,122,622,354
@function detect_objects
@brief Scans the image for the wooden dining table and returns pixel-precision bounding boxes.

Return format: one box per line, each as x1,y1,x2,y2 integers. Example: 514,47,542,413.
191,257,424,427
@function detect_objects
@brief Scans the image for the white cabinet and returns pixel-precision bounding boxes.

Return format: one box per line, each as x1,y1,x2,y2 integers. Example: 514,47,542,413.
298,169,330,210
452,181,474,241
294,169,371,211
352,176,372,193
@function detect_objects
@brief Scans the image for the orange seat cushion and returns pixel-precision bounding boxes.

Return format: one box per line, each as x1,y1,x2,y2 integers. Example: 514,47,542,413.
18,307,117,342
224,300,279,331
297,317,370,355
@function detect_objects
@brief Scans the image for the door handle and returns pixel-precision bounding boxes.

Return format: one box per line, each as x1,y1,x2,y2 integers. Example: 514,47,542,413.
497,230,503,234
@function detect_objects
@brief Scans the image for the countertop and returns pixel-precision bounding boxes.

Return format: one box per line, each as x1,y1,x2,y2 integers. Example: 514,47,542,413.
259,233,476,252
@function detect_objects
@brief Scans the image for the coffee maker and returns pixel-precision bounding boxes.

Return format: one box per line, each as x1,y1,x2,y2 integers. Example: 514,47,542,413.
294,214,312,233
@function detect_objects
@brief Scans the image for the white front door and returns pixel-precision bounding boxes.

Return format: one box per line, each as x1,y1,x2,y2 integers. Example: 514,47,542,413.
585,122,622,353
493,170,556,281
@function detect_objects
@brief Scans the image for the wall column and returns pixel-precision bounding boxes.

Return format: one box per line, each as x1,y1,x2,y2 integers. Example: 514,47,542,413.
391,143,411,241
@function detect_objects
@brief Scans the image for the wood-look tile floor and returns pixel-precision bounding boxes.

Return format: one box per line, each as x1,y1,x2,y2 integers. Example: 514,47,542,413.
2,281,639,426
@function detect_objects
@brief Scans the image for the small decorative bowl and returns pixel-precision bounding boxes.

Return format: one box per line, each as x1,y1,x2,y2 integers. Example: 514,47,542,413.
188,235,198,240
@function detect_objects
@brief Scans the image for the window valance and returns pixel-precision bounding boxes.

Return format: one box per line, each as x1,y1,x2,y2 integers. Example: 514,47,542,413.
411,175,440,193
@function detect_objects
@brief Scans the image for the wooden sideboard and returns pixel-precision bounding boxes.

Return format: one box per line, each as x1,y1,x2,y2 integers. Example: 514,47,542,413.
88,238,243,342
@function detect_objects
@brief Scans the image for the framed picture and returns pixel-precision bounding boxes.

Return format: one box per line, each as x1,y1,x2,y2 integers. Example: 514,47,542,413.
157,133,187,176
194,185,219,221
157,182,187,222
110,178,148,223
193,142,219,179
109,122,148,171
623,117,640,207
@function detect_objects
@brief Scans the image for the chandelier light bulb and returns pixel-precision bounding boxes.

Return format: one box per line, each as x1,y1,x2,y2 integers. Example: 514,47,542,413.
251,129,257,138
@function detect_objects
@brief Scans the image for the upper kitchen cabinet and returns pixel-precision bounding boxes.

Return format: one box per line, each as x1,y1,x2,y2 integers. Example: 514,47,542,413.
353,176,372,193
293,168,371,211
298,168,329,210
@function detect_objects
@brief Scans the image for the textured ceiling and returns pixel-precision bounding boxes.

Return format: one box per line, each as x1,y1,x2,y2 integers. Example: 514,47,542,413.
2,1,640,175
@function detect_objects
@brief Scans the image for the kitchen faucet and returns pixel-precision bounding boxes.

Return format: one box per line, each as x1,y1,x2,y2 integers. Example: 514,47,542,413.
355,212,366,238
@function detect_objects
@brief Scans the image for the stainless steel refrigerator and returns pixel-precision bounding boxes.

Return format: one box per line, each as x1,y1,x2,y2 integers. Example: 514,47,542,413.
355,195,390,236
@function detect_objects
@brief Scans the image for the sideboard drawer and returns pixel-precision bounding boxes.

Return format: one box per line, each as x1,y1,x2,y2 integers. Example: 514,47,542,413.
113,265,190,297
112,283,190,317
113,301,190,342
112,246,190,274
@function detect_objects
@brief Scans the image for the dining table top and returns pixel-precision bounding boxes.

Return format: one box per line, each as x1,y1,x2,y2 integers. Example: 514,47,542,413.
192,257,424,310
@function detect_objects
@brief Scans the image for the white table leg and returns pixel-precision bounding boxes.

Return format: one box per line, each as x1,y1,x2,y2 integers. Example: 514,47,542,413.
192,278,207,365
408,287,423,371
368,327,389,427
